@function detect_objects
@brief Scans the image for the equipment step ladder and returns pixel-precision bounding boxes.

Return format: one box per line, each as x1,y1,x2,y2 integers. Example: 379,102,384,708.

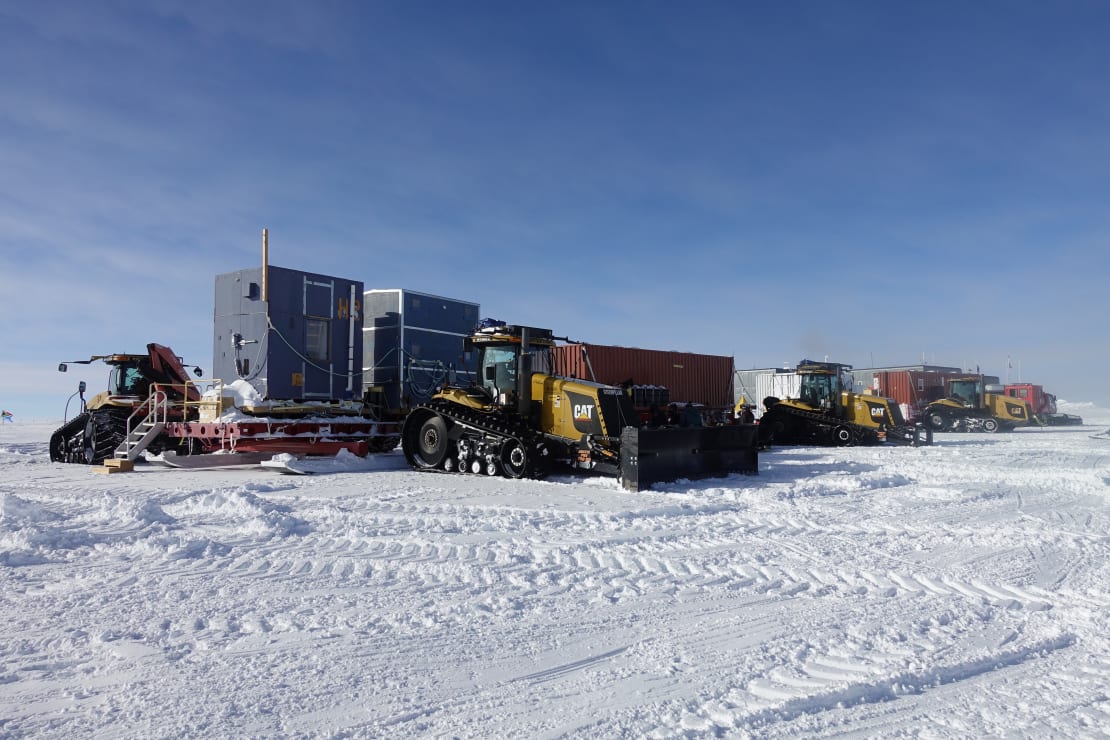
92,392,169,474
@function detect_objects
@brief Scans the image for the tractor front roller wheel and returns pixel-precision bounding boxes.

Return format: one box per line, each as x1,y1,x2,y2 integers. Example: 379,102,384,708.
403,410,451,469
924,411,949,432
500,440,528,478
417,414,449,468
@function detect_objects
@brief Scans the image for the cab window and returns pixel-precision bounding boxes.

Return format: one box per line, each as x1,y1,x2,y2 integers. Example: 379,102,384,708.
481,348,517,392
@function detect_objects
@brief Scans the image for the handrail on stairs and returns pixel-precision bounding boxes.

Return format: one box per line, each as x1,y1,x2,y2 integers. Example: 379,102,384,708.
113,388,172,460
123,387,170,443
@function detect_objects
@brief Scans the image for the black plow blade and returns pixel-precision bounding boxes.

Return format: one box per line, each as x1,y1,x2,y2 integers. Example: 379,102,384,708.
886,424,933,446
620,425,759,492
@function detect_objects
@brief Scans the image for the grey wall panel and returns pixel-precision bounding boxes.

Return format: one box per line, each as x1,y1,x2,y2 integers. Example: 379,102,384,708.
362,289,479,413
213,265,363,402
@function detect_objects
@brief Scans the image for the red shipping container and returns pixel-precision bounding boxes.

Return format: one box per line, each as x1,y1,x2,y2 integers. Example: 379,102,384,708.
552,344,734,407
867,370,962,421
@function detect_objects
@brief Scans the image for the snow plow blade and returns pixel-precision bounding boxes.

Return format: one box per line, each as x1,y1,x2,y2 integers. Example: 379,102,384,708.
619,424,759,491
1043,413,1084,426
885,424,933,447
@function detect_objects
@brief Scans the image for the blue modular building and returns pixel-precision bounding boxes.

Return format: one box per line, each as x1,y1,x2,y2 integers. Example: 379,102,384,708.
362,289,480,415
213,265,364,402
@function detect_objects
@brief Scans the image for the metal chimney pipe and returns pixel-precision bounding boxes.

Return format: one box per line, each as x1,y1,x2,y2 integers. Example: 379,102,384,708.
261,228,269,303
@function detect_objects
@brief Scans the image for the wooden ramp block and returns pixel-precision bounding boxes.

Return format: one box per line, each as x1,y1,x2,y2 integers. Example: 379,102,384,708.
92,459,135,474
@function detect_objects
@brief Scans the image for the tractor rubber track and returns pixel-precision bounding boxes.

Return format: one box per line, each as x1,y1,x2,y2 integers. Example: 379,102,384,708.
761,406,882,447
403,399,552,480
49,413,90,463
923,407,1013,434
48,409,129,464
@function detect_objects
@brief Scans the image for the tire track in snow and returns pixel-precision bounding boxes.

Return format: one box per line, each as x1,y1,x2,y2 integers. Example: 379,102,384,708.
131,514,1062,618
6,485,1079,626
625,584,1095,738
126,489,1103,593
733,632,1079,732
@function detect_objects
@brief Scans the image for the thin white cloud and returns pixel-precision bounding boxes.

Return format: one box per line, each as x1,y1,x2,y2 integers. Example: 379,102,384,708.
0,1,1107,413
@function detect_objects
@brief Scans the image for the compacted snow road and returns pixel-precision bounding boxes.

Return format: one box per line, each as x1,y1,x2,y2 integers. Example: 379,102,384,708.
1,410,1108,737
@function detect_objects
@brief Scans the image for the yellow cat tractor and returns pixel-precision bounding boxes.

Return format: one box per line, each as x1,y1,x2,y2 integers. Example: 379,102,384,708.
400,321,759,490
758,361,931,446
49,344,202,464
921,375,1034,433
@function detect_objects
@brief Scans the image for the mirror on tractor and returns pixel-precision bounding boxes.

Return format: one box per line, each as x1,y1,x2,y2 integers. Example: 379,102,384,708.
79,381,86,394
193,366,203,377
58,363,67,372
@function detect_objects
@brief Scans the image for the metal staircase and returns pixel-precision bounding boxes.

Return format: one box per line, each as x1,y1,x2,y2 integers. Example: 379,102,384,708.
95,390,170,474
114,419,166,462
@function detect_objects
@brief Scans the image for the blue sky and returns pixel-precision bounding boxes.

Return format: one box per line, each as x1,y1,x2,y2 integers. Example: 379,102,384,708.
3,1,1109,418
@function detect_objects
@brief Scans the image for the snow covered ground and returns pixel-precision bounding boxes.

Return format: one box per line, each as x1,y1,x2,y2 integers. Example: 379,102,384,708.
1,403,1108,737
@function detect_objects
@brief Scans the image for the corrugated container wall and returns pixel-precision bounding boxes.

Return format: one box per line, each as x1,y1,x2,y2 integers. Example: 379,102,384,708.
213,265,364,401
552,344,734,407
734,368,800,419
874,371,928,405
363,289,480,413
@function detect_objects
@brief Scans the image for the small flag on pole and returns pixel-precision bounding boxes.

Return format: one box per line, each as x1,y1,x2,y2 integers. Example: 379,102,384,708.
1,410,12,423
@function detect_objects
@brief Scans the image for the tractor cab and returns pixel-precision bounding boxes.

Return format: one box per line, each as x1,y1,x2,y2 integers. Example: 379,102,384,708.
57,353,151,405
478,345,518,402
107,357,152,398
57,345,203,407
464,323,556,411
798,368,838,411
947,377,984,408
796,361,853,415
